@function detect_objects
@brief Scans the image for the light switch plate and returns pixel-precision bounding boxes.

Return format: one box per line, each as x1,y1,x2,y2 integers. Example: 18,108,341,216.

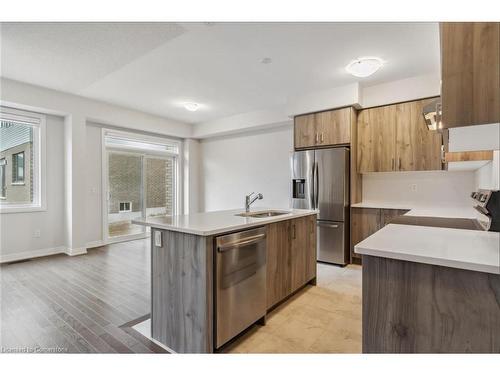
154,231,163,247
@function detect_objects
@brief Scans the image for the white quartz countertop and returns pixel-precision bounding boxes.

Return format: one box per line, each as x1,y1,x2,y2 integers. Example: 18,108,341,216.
132,208,318,236
351,201,477,219
355,224,500,274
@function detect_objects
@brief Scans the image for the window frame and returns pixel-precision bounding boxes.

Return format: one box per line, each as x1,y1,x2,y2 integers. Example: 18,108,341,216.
0,107,46,213
11,151,25,185
0,158,6,199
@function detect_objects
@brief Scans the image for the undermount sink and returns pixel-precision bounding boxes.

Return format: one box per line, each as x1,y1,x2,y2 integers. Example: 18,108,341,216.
235,210,291,218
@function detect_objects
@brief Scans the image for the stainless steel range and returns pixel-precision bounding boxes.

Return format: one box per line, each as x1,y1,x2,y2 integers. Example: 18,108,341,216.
471,189,500,231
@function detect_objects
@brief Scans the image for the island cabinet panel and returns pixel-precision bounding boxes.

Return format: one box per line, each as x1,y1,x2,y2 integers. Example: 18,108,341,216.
362,255,500,353
440,22,500,128
266,220,292,308
357,98,443,173
151,229,213,354
266,215,317,310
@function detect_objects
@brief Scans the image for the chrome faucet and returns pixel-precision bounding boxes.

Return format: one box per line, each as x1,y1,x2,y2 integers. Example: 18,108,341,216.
245,192,263,212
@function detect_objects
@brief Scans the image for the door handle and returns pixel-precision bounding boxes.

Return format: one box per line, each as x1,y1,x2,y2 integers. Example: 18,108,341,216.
391,158,395,171
314,162,319,209
217,234,266,252
315,133,319,143
398,157,401,171
320,133,324,143
318,223,339,228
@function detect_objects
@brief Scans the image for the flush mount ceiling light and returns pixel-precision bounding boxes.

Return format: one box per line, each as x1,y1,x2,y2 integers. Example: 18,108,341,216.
183,102,200,112
345,57,384,78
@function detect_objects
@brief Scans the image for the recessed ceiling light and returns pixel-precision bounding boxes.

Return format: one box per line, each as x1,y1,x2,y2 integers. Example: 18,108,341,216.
183,102,200,112
260,57,272,64
345,57,384,78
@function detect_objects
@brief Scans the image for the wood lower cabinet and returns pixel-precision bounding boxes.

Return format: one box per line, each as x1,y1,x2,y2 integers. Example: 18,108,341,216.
357,98,443,173
350,207,409,263
440,22,500,128
294,108,352,149
350,208,381,262
266,220,292,308
266,215,317,309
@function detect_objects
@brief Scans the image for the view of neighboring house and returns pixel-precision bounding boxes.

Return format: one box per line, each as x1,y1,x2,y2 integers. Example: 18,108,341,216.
0,121,33,203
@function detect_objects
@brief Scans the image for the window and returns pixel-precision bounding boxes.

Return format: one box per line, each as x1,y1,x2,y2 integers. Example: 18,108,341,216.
0,107,46,213
119,202,132,212
0,158,6,199
12,151,25,184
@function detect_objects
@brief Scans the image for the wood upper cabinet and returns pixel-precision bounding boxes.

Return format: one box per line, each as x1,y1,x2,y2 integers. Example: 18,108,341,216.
440,22,500,128
266,215,317,309
395,99,443,171
294,108,352,149
357,98,443,173
357,104,397,172
294,113,317,149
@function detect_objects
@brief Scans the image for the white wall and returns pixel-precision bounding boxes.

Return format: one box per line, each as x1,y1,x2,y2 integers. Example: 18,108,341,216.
362,171,475,207
200,124,293,212
0,78,192,261
360,73,440,108
0,114,66,261
85,124,103,245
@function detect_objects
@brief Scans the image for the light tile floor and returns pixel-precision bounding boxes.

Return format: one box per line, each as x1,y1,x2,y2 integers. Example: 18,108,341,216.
224,263,362,353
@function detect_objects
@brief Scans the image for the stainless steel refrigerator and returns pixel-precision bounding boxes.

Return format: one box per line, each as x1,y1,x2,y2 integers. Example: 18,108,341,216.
290,147,349,265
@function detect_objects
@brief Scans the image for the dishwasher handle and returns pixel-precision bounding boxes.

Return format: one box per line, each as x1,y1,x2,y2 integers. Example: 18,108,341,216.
217,233,266,252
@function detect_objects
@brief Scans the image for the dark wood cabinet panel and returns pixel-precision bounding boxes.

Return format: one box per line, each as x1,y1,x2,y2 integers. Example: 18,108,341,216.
266,220,292,309
363,255,500,353
441,22,500,128
266,215,317,309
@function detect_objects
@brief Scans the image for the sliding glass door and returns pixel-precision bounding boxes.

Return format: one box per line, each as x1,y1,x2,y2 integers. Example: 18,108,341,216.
103,130,180,242
107,151,145,238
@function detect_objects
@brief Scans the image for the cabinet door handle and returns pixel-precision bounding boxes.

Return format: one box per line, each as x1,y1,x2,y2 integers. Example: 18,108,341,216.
391,158,395,171
398,158,401,171
292,224,296,240
320,133,324,143
315,133,319,143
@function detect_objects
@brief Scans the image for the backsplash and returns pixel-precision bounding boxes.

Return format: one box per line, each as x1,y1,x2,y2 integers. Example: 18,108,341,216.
362,170,475,207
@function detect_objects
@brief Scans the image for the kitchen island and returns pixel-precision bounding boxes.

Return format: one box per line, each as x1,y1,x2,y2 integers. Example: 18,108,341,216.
355,222,500,353
133,208,318,353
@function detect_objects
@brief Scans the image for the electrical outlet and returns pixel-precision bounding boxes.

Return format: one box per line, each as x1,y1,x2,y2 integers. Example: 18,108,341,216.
410,184,418,192
34,229,41,238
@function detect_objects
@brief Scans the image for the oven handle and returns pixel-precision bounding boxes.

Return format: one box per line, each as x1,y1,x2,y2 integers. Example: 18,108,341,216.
217,233,266,252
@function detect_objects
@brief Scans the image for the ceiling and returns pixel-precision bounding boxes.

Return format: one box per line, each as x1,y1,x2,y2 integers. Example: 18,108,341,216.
1,22,440,124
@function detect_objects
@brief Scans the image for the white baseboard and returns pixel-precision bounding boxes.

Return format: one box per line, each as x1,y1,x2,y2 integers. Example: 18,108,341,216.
0,246,67,263
65,247,87,256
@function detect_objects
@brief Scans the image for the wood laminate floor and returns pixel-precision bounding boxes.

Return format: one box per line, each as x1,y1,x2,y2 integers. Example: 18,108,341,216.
0,239,362,354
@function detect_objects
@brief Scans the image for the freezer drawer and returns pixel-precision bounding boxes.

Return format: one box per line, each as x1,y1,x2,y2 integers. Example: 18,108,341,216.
317,220,347,265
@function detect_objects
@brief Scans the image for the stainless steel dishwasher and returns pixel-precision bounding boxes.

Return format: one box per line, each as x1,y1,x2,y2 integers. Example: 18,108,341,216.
215,226,267,348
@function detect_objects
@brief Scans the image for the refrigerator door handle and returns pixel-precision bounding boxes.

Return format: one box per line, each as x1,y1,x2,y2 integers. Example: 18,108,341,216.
314,161,319,209
310,159,315,209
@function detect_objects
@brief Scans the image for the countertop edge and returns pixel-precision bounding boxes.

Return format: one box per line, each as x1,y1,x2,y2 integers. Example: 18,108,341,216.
132,210,318,236
354,245,500,275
